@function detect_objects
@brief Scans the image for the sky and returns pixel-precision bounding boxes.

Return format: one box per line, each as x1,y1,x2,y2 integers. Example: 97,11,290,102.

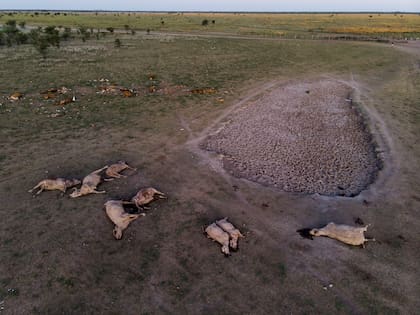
0,0,419,12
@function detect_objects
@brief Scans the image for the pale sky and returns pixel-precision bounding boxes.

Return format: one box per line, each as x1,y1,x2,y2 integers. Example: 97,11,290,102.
0,0,419,12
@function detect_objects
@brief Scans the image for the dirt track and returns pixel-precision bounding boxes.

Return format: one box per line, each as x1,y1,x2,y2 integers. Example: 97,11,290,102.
202,80,380,196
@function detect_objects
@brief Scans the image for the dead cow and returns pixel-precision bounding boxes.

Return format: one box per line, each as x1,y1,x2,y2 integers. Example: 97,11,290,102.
104,161,136,181
40,88,58,100
120,88,135,97
9,92,23,101
216,217,244,250
56,96,76,106
104,200,145,240
29,178,81,195
131,187,166,209
310,222,374,247
70,166,108,198
205,223,230,256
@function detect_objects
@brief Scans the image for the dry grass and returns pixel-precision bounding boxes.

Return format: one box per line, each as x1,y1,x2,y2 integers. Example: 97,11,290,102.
1,12,419,38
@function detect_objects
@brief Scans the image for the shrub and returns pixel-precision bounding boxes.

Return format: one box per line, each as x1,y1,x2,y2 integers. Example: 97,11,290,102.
106,27,114,33
44,26,60,47
114,38,121,48
202,19,209,26
30,30,49,58
29,27,60,57
78,26,90,42
3,20,19,46
62,27,72,40
5,20,17,28
16,32,28,44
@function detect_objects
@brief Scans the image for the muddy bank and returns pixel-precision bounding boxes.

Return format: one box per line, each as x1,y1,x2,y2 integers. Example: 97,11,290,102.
201,80,381,196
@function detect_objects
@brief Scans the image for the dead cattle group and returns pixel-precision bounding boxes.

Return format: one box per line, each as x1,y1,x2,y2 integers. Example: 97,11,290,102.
28,161,376,254
29,161,166,240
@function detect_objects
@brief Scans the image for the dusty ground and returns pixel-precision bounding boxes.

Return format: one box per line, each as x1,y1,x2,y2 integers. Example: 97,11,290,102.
0,34,419,315
202,79,380,196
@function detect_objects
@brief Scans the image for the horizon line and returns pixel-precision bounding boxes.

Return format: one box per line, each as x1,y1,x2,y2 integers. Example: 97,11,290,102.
0,9,419,14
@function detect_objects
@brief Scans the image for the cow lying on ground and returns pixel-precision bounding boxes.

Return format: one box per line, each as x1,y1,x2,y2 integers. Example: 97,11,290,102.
104,161,136,181
104,200,145,240
9,92,23,101
70,166,108,198
120,88,135,97
309,222,374,247
205,223,230,256
215,218,244,250
57,96,76,106
29,178,81,195
131,187,166,209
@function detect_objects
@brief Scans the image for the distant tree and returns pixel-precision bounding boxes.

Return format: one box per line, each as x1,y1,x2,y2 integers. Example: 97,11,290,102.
29,29,49,58
3,20,19,46
202,19,209,26
62,27,72,40
5,20,17,28
78,26,90,42
114,38,121,48
44,25,60,47
16,32,28,44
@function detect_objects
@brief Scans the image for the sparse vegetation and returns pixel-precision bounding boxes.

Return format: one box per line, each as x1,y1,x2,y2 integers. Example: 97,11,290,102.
0,11,419,315
0,12,419,38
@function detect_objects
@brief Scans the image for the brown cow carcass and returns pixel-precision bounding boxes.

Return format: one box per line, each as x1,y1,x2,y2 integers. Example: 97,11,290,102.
104,200,145,240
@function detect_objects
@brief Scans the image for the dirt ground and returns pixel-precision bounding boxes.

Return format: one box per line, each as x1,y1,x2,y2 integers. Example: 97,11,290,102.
202,79,380,196
0,36,419,315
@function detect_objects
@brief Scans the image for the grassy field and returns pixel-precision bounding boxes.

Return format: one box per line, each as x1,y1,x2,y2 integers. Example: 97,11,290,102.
0,14,420,315
1,12,420,38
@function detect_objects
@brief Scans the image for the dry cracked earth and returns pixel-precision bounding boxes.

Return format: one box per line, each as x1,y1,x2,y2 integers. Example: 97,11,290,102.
202,80,381,196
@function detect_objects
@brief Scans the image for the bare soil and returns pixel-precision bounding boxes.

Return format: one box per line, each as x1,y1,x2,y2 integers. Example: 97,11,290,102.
201,80,380,196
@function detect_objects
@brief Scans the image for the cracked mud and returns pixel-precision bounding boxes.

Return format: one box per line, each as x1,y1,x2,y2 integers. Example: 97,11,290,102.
201,80,381,196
